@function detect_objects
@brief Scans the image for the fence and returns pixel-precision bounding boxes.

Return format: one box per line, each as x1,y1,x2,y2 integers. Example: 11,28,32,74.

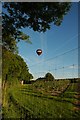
29,47,79,79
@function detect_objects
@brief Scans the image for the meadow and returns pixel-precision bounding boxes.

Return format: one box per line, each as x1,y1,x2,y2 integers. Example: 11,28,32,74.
2,78,80,119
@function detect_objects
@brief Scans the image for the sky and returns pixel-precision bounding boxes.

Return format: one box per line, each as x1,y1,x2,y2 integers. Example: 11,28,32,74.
17,2,78,79
0,2,1,25
0,0,79,2
10,3,78,79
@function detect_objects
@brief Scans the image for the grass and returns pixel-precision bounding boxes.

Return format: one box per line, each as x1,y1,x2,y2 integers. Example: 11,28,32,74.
2,79,80,119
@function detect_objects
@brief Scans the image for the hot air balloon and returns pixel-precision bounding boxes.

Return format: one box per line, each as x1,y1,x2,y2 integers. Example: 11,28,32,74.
36,49,42,56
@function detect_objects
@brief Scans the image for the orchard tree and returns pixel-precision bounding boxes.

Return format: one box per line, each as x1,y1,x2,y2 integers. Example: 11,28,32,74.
2,2,71,52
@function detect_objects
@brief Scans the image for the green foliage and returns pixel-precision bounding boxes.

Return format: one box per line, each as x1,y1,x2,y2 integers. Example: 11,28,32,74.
2,2,71,52
2,48,33,87
45,72,54,81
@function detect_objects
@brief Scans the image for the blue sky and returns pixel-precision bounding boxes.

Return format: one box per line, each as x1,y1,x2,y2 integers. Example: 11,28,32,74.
17,3,78,79
0,2,1,19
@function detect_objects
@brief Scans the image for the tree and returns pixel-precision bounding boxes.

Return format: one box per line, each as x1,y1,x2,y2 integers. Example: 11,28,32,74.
45,72,54,81
2,48,33,87
2,2,71,52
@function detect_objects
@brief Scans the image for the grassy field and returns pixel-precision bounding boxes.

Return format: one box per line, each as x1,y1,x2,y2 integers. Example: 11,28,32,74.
2,78,80,119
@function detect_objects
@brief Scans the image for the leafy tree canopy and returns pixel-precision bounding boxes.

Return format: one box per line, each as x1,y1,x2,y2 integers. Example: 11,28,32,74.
45,72,54,81
2,48,33,87
2,2,71,52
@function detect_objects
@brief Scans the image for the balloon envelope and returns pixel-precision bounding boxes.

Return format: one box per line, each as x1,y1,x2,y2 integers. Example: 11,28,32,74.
36,49,42,56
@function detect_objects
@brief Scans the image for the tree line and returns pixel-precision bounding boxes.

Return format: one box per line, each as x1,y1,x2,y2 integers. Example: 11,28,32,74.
2,47,33,88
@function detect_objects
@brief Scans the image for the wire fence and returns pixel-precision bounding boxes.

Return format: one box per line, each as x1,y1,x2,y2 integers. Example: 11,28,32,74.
29,47,79,79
